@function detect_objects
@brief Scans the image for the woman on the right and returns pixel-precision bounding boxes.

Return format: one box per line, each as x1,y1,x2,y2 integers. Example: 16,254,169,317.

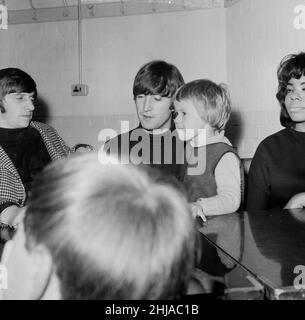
247,52,305,211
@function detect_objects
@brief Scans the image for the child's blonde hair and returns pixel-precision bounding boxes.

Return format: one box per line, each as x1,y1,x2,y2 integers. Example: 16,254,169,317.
175,79,231,131
25,153,195,300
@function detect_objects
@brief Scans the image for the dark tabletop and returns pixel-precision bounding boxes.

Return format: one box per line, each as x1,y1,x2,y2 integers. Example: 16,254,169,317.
0,222,263,300
193,232,264,299
199,208,305,299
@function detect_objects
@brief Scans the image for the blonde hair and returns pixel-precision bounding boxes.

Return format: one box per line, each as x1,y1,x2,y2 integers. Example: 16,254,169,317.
25,153,195,300
175,79,231,131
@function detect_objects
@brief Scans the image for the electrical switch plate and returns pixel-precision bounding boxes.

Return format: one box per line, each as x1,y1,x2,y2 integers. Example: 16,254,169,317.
71,84,89,96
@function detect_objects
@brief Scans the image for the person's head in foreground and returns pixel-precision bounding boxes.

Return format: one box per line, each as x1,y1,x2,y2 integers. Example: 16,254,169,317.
133,60,184,131
173,79,231,142
276,51,305,131
0,68,37,129
1,153,195,300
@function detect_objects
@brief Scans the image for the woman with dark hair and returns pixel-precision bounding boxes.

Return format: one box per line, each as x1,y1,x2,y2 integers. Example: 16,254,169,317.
247,52,305,211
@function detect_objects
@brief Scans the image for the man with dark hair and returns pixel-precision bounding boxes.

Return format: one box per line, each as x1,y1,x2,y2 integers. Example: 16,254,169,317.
104,60,185,183
0,68,72,226
0,153,195,300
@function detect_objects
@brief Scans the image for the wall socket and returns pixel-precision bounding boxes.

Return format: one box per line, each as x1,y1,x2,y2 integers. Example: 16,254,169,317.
71,84,89,96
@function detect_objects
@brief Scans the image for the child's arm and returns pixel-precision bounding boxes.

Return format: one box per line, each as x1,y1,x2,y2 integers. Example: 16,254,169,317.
196,152,241,216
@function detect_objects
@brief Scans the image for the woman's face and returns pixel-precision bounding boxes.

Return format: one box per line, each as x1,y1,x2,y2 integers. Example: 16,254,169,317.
285,76,305,131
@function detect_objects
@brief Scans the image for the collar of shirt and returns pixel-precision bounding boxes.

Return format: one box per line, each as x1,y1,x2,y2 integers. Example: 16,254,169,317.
190,130,232,147
143,128,170,135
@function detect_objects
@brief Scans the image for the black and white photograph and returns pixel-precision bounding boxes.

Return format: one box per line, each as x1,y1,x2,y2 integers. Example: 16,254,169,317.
0,0,305,305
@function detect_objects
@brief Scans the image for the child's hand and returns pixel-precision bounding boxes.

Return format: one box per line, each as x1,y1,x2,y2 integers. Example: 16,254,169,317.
284,192,305,209
190,202,207,222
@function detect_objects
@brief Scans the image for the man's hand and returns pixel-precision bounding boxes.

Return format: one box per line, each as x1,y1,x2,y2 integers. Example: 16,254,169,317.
284,192,305,209
0,205,24,227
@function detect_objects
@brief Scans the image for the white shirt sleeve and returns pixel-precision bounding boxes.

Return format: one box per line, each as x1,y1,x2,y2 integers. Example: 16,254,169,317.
196,152,241,216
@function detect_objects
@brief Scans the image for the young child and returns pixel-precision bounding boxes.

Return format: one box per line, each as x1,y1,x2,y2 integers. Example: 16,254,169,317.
173,79,241,219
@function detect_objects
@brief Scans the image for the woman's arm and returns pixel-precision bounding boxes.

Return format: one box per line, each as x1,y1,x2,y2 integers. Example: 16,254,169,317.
246,145,270,211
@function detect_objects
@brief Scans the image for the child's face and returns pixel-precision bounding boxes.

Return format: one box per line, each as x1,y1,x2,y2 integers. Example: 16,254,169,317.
135,94,172,131
285,75,305,130
173,99,206,141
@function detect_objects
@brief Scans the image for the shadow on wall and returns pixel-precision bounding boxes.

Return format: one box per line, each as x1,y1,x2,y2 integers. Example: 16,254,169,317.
32,96,49,123
226,110,243,151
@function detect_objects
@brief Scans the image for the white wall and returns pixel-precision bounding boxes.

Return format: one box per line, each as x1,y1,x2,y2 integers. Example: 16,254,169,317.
226,0,305,158
1,1,303,157
0,8,227,150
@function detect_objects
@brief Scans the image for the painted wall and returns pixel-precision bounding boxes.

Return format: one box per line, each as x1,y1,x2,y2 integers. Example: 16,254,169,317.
226,0,305,158
0,8,227,150
1,0,303,157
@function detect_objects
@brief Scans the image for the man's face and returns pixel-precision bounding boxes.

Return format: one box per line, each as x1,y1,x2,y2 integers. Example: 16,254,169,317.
0,92,35,129
135,94,172,131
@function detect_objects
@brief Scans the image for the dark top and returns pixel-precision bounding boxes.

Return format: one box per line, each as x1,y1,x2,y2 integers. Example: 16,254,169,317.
0,126,51,200
247,128,305,211
104,122,185,190
200,208,305,298
183,142,237,202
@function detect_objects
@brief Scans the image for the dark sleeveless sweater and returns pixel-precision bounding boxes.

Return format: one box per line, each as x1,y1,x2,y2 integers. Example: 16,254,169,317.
183,142,237,203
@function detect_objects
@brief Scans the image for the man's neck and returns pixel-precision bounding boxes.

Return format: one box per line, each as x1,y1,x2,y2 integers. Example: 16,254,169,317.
143,127,170,135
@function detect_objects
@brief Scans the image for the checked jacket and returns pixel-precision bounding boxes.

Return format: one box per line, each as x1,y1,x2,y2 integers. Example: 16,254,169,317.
0,121,72,207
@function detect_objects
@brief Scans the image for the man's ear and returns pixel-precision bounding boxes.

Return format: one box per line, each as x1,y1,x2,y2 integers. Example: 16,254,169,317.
29,244,54,299
1,225,54,300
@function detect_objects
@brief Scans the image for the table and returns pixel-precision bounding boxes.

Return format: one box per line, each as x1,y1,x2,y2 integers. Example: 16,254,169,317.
193,232,264,299
0,223,264,300
199,208,305,300
6,208,303,300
